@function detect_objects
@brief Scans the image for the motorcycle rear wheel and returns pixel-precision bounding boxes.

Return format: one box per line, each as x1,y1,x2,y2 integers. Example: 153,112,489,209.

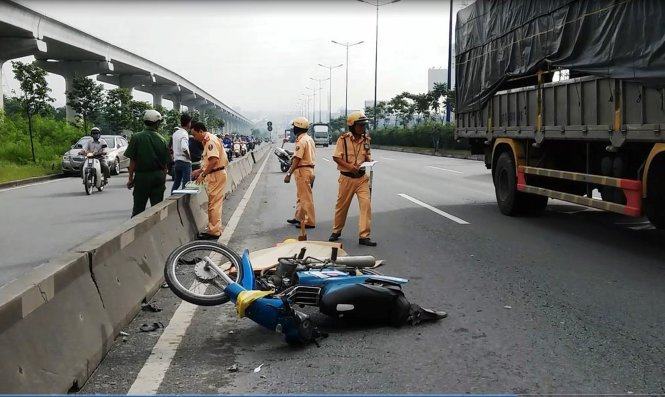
280,163,290,172
164,241,243,306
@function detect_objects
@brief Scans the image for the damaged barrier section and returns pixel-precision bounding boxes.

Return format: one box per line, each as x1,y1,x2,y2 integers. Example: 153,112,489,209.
0,145,269,393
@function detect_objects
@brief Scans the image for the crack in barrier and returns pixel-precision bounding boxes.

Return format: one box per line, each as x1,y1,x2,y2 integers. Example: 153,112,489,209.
36,284,48,303
87,251,105,309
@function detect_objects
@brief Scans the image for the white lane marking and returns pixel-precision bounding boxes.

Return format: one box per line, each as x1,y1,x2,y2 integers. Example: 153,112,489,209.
381,156,395,161
128,153,270,395
0,178,65,192
398,193,470,225
322,158,330,162
615,220,650,225
427,165,463,174
629,224,655,231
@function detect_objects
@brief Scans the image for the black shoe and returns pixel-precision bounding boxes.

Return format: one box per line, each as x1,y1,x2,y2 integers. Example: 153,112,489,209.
286,218,300,225
359,238,377,247
328,232,341,242
197,232,220,240
294,223,315,229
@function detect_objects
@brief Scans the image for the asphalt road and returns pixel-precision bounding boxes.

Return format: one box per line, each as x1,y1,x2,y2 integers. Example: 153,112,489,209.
80,145,665,394
0,171,174,286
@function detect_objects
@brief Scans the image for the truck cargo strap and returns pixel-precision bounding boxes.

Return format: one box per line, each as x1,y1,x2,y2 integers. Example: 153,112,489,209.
517,166,642,217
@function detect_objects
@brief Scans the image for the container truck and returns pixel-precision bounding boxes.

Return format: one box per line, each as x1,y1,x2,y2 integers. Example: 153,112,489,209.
454,0,665,228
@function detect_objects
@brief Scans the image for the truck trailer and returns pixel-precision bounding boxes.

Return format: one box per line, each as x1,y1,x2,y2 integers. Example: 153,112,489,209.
455,0,665,228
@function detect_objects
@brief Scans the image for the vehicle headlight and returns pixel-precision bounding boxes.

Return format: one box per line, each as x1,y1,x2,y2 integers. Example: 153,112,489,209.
63,155,70,161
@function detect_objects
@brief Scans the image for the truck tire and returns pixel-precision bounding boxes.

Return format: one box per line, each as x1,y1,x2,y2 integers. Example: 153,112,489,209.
645,158,665,229
494,151,547,215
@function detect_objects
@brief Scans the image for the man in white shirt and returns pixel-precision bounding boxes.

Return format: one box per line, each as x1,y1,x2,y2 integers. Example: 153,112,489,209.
81,127,110,182
171,113,192,193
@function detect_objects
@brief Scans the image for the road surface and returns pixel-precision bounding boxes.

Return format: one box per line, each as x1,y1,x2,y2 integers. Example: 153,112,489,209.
0,172,177,286
67,146,665,393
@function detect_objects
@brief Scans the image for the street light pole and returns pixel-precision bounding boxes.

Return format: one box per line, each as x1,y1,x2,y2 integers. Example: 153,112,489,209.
305,86,316,123
332,40,364,122
358,0,401,131
310,77,330,123
446,0,454,123
319,63,343,124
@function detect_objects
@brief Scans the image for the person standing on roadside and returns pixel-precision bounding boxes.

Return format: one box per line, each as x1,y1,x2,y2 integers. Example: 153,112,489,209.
191,122,229,239
125,109,171,217
171,113,193,192
284,117,316,229
329,111,376,246
189,133,204,174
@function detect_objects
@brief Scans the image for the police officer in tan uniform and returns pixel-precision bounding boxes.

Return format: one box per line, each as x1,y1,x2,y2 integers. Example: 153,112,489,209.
285,117,316,228
191,121,229,239
329,111,376,246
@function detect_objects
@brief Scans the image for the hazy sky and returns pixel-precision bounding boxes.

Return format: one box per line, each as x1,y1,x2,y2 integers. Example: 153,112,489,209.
4,0,468,122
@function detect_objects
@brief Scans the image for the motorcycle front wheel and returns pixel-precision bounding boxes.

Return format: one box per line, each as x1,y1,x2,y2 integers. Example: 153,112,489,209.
84,172,94,195
164,241,243,306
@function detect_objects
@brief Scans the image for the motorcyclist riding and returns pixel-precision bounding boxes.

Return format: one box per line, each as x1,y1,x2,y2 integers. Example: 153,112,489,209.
81,127,110,182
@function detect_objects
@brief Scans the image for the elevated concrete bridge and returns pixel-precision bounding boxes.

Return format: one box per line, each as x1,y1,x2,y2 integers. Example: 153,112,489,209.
0,0,251,132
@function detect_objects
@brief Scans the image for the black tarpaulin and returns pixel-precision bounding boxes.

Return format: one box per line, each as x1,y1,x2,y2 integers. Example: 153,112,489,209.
455,0,665,114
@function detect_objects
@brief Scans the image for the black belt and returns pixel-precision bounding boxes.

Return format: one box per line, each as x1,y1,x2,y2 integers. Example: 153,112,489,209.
340,170,365,178
296,165,315,169
208,167,225,173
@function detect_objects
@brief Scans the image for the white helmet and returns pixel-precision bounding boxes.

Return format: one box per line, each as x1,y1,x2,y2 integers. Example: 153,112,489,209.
143,109,163,122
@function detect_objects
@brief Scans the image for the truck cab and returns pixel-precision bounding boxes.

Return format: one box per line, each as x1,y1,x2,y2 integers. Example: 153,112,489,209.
309,123,330,147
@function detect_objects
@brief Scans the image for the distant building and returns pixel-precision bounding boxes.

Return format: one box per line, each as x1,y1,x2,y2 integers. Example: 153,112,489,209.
428,67,448,91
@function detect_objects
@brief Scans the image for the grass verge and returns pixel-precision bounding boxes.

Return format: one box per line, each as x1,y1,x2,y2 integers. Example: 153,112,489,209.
0,160,62,184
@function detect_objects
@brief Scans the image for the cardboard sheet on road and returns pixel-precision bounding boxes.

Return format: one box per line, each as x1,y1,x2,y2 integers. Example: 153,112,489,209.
248,241,346,272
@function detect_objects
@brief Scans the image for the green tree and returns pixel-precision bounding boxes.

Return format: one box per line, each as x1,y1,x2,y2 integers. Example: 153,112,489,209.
11,61,55,162
329,115,346,135
410,93,431,124
128,100,152,132
163,108,181,135
103,87,133,133
66,75,104,133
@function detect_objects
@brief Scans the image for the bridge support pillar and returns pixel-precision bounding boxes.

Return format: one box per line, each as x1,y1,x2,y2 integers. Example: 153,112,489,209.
0,38,48,111
35,60,114,122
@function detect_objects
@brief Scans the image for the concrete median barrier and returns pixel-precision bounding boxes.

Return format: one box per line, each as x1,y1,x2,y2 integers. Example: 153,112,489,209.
0,145,270,393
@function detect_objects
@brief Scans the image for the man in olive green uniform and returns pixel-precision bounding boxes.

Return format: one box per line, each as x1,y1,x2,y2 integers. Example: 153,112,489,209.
125,109,171,217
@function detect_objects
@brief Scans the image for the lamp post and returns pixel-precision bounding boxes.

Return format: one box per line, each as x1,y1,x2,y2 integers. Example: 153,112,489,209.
446,0,454,123
319,63,343,124
331,40,364,121
305,86,316,122
358,0,401,131
310,77,330,123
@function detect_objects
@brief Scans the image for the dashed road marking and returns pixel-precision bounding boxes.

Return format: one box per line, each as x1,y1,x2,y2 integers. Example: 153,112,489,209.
427,165,463,174
398,193,470,225
381,156,396,161
128,152,271,395
322,158,330,162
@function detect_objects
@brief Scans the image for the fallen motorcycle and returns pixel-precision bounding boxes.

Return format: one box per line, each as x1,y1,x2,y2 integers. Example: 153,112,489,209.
164,241,446,345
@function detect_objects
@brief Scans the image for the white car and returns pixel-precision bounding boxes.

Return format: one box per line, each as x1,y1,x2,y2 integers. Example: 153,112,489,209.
61,135,130,175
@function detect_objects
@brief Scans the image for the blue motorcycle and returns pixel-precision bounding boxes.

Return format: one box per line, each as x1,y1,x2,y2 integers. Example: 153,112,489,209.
164,241,446,345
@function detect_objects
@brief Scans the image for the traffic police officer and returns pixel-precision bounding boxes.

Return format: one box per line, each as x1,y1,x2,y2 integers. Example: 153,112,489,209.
284,117,316,229
125,109,171,217
329,111,377,246
191,121,229,240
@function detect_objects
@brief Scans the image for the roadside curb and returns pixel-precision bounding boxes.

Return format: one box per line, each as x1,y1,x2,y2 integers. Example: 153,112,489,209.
0,173,66,190
372,145,484,161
